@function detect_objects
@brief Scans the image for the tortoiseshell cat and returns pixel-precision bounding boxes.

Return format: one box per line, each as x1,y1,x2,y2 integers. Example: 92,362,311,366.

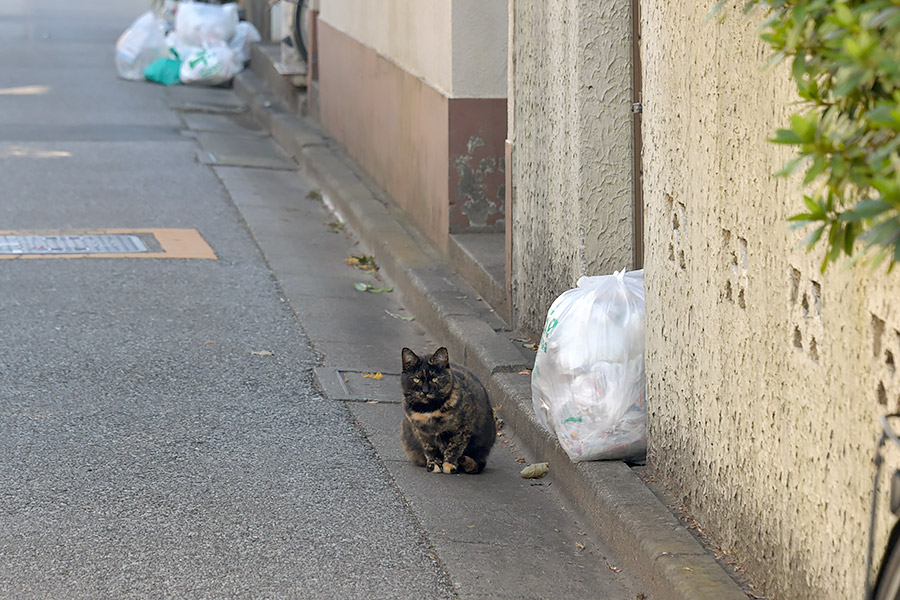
400,347,496,474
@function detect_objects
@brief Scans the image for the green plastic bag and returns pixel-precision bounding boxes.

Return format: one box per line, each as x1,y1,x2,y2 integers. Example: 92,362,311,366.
144,58,182,85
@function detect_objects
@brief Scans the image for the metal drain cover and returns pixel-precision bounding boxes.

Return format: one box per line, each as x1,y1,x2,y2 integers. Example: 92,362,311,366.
0,234,148,255
313,367,402,403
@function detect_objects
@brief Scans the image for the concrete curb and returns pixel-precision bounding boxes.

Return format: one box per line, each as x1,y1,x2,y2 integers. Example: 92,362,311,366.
232,49,749,600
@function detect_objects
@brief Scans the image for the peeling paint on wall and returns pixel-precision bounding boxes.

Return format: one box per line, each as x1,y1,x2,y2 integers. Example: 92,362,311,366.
452,135,505,230
448,99,507,234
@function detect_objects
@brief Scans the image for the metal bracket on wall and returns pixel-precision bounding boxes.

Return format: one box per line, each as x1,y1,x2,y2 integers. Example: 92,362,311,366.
631,102,643,114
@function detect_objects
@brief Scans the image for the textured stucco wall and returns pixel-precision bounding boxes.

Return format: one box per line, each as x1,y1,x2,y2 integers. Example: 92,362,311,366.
319,0,506,98
510,0,635,336
642,2,900,598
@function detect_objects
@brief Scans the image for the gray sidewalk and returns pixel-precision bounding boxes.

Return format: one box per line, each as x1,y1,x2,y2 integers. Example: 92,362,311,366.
231,44,751,600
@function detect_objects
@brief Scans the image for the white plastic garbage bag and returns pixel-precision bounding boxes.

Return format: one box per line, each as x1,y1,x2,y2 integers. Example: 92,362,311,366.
179,44,241,86
174,2,239,48
229,21,262,66
531,269,646,461
115,11,170,80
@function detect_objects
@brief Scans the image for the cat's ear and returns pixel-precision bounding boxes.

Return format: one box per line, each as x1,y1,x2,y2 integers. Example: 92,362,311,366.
401,347,419,372
430,347,450,368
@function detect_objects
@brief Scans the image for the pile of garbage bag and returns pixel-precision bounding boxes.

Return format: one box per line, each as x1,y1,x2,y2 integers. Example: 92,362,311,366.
531,269,647,462
115,2,261,86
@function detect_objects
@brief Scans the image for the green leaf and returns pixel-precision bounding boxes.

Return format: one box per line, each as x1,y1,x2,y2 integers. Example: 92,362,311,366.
787,212,818,222
867,105,900,129
776,156,806,177
844,221,858,254
865,217,900,245
869,135,900,165
790,113,817,143
385,309,415,321
847,199,894,219
803,155,827,184
803,194,826,217
833,69,865,97
803,224,826,248
831,154,847,178
771,128,803,144
843,36,865,61
871,178,900,203
868,6,900,28
833,2,855,27
354,282,369,292
792,54,807,81
757,0,900,266
706,0,727,22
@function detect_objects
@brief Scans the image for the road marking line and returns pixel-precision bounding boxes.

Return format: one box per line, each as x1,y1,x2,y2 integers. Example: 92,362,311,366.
0,228,217,260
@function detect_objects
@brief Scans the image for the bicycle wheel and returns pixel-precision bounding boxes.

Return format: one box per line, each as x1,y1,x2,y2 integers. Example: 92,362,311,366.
292,0,309,64
876,538,900,600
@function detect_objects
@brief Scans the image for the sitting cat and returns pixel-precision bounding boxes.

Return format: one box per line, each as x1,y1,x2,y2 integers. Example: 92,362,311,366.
400,347,496,474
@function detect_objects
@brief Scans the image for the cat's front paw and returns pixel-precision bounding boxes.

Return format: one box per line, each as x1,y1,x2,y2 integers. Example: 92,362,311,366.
458,455,480,473
441,462,458,474
426,459,442,473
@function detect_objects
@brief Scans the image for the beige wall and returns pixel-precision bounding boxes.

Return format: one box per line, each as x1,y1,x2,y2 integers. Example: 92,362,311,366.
316,1,508,247
319,0,506,98
317,21,450,245
509,0,635,336
642,2,900,598
450,0,507,98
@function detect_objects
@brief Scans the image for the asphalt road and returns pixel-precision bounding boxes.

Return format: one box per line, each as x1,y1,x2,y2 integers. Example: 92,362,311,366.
0,1,451,597
0,1,648,598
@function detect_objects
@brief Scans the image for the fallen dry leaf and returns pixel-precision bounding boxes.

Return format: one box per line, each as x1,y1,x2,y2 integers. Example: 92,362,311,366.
606,561,622,573
250,350,274,356
515,457,526,463
345,255,378,272
575,542,586,551
520,462,549,479
362,372,383,380
204,341,216,345
518,369,532,375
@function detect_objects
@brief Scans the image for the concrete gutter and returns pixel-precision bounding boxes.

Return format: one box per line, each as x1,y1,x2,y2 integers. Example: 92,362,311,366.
232,44,749,600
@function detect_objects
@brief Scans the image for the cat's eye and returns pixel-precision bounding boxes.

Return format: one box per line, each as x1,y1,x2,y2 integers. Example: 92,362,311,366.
432,377,439,383
411,377,420,383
